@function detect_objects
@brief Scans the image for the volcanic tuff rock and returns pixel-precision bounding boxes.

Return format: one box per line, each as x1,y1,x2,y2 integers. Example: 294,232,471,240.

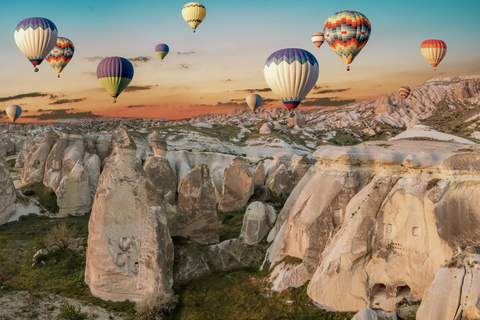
266,164,293,199
218,157,254,213
143,155,176,206
84,154,101,201
265,139,480,313
416,251,480,320
173,164,218,244
21,130,58,184
15,133,34,168
253,161,266,188
56,161,92,217
241,202,276,245
85,126,173,302
0,153,16,224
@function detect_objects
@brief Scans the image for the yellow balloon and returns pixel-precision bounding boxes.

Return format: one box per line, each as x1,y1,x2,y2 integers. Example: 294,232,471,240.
182,2,206,32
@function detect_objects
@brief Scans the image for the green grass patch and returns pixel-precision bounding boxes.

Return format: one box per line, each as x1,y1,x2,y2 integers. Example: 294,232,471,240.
168,270,354,320
217,210,245,241
19,182,59,213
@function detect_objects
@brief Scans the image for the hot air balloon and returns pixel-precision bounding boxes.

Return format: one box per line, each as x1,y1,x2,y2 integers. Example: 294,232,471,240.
311,32,324,49
264,48,319,117
96,57,134,103
45,37,74,78
155,44,169,61
5,105,22,122
246,94,262,112
182,2,206,33
14,17,58,72
421,39,447,71
323,11,371,71
398,86,411,100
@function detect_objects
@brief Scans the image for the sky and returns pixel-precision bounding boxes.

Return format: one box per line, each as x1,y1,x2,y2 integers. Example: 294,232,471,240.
0,0,479,121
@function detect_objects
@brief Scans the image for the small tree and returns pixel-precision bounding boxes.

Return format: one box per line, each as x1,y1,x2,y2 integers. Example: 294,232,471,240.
44,222,78,252
135,291,178,320
0,265,12,287
55,302,88,320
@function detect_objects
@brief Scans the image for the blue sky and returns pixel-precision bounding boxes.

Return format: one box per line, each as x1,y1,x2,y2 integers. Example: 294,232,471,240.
0,0,479,117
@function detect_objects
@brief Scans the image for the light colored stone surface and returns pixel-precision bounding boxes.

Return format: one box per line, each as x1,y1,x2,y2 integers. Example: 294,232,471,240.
21,130,58,184
253,161,266,188
57,161,92,217
174,164,218,244
290,155,313,186
287,109,306,127
144,155,176,206
218,157,254,213
241,202,276,245
85,126,173,302
259,123,271,134
0,153,16,225
84,153,101,201
266,164,293,199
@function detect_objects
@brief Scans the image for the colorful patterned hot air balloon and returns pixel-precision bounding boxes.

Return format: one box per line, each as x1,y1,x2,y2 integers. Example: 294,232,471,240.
264,48,319,117
155,44,169,61
311,32,325,49
421,39,447,71
96,57,134,103
246,94,262,112
45,37,74,78
6,105,22,122
398,86,411,100
14,17,58,72
323,11,371,71
182,2,206,33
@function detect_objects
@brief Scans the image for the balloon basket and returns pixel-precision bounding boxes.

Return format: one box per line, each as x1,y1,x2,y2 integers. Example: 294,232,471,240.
289,112,295,118
34,68,39,72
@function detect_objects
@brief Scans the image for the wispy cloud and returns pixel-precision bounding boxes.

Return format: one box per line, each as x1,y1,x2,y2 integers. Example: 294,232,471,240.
180,63,190,69
238,88,272,93
49,98,86,105
127,105,146,108
124,85,152,92
0,92,47,102
177,51,196,55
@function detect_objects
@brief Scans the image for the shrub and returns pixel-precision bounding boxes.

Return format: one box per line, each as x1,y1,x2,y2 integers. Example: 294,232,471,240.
44,222,78,252
0,265,12,287
55,302,88,320
135,291,178,320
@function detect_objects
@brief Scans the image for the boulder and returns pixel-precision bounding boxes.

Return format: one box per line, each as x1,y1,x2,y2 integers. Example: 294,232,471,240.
241,202,276,245
253,161,266,188
173,164,218,244
259,123,271,135
143,156,176,206
218,157,254,213
85,126,173,302
266,164,293,199
57,161,92,217
150,131,168,157
0,154,16,225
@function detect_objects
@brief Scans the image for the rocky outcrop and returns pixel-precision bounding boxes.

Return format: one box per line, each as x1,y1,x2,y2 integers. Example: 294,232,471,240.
265,140,480,313
16,133,34,168
287,110,306,127
266,164,293,199
56,161,92,217
173,165,218,244
85,126,173,302
21,130,58,184
0,154,16,224
218,157,254,213
290,155,313,187
416,251,480,320
84,154,101,201
241,202,276,245
253,161,266,188
259,123,271,135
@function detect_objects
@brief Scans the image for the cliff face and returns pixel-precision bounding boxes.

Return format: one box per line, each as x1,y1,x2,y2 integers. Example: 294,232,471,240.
0,153,16,224
267,140,480,312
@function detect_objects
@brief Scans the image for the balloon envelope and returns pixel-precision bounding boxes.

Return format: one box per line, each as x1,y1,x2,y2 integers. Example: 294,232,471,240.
264,48,319,112
14,17,58,69
182,2,206,32
155,44,169,61
398,86,411,100
323,11,371,67
246,94,262,111
96,57,134,102
6,105,22,122
421,39,446,70
45,37,75,76
311,32,324,49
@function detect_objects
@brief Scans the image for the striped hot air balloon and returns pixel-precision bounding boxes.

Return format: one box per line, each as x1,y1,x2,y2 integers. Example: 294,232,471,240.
182,2,206,33
246,94,262,112
421,39,447,71
398,86,411,100
96,57,134,103
264,48,319,117
323,11,371,71
155,44,169,61
14,17,58,72
6,105,22,122
311,32,325,49
45,37,75,78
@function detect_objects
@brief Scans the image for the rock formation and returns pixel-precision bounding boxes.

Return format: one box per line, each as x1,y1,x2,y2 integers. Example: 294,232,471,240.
218,157,254,212
85,126,173,302
56,161,92,217
21,130,58,184
241,202,276,245
0,154,16,224
173,164,218,244
266,164,293,199
253,161,266,188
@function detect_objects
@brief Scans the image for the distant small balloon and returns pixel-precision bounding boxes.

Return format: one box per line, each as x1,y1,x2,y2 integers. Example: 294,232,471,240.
14,17,58,72
246,94,262,112
398,86,411,100
96,57,134,103
421,39,447,71
311,32,324,49
6,105,22,122
155,44,169,61
45,37,75,78
182,2,206,33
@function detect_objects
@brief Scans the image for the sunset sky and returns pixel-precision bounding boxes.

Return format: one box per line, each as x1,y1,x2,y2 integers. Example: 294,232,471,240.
0,0,479,120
